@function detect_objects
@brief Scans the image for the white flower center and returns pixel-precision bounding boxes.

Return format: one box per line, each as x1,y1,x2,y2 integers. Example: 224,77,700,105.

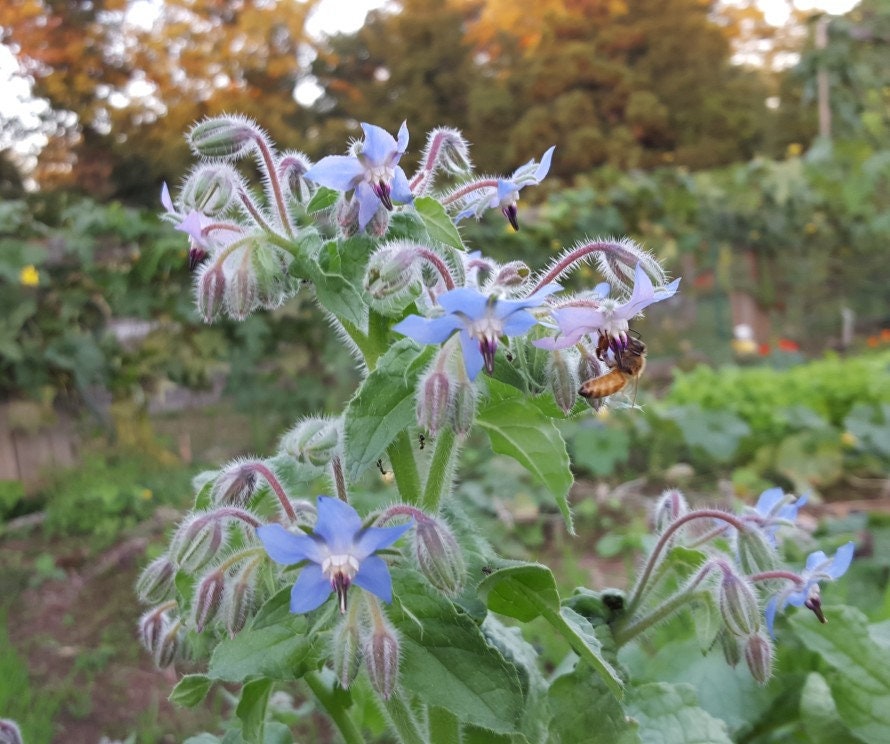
322,553,360,581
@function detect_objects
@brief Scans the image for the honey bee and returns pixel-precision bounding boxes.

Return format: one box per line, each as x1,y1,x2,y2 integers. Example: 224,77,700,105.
579,334,647,400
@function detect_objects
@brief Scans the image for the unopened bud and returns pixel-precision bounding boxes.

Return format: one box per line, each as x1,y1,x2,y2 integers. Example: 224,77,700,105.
366,205,391,237
364,614,400,700
211,460,259,507
172,513,225,571
736,526,779,576
180,164,239,215
331,615,363,689
578,351,606,411
279,151,312,202
193,570,226,632
136,556,176,604
744,632,774,685
653,489,689,534
224,559,260,636
365,244,420,300
450,379,477,436
188,116,258,160
0,719,23,744
718,629,742,668
493,261,530,289
548,350,578,414
138,606,169,656
225,259,258,320
253,242,292,310
196,263,226,323
155,617,183,668
336,197,360,237
415,515,465,596
434,128,472,175
718,566,761,638
282,418,340,471
417,369,451,435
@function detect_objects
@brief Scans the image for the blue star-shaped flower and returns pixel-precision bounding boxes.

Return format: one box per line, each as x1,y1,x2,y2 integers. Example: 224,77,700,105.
257,497,412,614
161,183,214,270
303,122,414,231
455,146,555,229
765,541,854,636
749,487,808,545
394,284,561,380
534,263,680,351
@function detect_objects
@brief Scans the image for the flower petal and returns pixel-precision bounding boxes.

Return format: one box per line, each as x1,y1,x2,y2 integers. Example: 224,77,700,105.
765,595,779,638
352,555,394,603
395,120,409,154
500,308,538,337
755,487,785,517
355,181,381,230
394,314,463,345
459,329,485,380
361,123,398,165
354,521,413,559
161,182,175,213
826,541,854,579
257,523,323,565
314,496,364,552
390,166,414,205
290,564,332,613
437,287,490,317
304,155,365,191
534,146,555,182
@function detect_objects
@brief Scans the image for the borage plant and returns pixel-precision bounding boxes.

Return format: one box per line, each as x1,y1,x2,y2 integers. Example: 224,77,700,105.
140,117,855,743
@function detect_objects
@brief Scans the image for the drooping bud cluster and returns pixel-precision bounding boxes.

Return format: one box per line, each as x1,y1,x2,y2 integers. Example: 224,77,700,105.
211,459,259,507
188,115,259,160
653,488,689,535
364,241,423,313
281,417,341,474
135,555,176,604
716,563,761,638
138,603,183,669
414,514,466,597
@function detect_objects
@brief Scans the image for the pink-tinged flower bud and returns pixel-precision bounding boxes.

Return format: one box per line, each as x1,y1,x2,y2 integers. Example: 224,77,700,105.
211,460,259,507
744,632,774,685
494,261,531,289
224,560,259,636
416,369,451,436
193,570,226,632
155,617,183,668
450,379,478,436
331,615,363,689
434,128,472,175
367,205,391,237
188,116,258,160
171,513,225,572
336,197,360,237
718,566,761,638
364,615,400,700
415,515,465,597
548,350,578,414
736,526,779,576
719,628,742,668
281,418,340,471
365,244,420,301
278,151,312,202
138,606,168,656
180,164,239,215
196,263,226,323
225,260,258,320
0,719,23,744
653,489,689,534
135,556,176,604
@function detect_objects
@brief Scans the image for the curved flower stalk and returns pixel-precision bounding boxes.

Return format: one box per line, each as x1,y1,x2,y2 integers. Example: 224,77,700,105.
446,146,555,229
394,283,561,380
304,122,414,232
258,496,413,614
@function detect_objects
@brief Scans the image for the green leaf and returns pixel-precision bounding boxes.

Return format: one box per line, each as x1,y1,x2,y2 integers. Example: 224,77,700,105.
414,196,464,251
548,665,637,744
569,424,631,477
477,380,574,533
182,735,221,744
390,569,526,735
343,340,434,480
557,607,624,699
306,186,339,213
306,238,370,332
478,563,559,622
169,674,213,708
628,683,732,743
800,672,860,744
663,405,750,463
789,605,890,744
236,678,273,743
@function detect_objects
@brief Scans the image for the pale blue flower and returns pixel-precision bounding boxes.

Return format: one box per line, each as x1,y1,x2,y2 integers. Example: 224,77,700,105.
394,283,561,380
534,263,680,351
765,541,855,636
748,488,808,545
455,146,555,229
161,183,213,270
303,122,414,230
257,496,412,614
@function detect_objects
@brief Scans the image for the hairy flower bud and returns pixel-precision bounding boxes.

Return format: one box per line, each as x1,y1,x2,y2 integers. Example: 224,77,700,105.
416,369,451,435
0,719,23,744
211,460,259,507
365,244,420,301
718,628,742,668
736,526,779,576
415,515,465,596
171,513,225,572
138,606,168,656
196,263,226,323
653,489,689,534
331,614,363,689
366,205,391,237
744,632,774,685
548,350,578,414
180,164,239,215
224,559,260,636
193,570,226,632
718,566,761,638
225,256,258,320
493,261,531,289
364,614,400,700
278,151,312,202
336,197,360,237
188,116,258,160
155,617,183,668
253,242,293,310
281,418,340,471
135,556,176,604
450,379,478,436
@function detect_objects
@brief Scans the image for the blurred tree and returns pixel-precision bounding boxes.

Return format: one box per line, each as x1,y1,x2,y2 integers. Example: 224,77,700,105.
0,0,319,201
